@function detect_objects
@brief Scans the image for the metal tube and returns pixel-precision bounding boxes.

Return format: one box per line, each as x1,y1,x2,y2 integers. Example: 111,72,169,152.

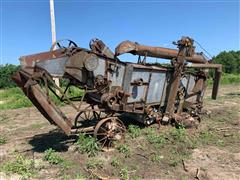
115,41,208,64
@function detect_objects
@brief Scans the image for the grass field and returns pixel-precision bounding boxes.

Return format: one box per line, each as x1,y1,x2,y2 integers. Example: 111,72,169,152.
0,86,83,110
207,73,240,85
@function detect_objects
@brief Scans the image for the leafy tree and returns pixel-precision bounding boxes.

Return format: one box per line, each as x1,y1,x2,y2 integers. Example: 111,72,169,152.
212,50,240,74
0,64,20,88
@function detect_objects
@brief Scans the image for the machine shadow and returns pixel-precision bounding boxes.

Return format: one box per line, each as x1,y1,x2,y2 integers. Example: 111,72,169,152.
28,116,146,153
28,129,77,153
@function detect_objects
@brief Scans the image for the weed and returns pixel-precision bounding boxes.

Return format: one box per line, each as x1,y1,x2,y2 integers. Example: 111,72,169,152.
146,132,166,149
117,144,131,157
169,127,187,142
0,136,6,145
198,130,216,145
111,157,121,167
76,133,100,157
120,167,130,180
2,154,36,178
150,154,163,163
61,160,75,170
43,148,64,165
128,125,141,138
86,158,103,169
168,149,191,167
74,173,85,180
145,127,155,135
217,139,225,147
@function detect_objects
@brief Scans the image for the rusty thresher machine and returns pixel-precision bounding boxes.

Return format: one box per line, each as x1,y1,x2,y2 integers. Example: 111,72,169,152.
12,37,222,148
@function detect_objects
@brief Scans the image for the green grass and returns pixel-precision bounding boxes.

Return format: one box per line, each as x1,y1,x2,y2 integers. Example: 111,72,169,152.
150,154,164,163
0,86,84,110
143,127,198,167
146,128,166,149
208,73,240,85
76,133,100,157
117,144,131,157
120,167,130,180
196,128,240,149
164,128,194,166
43,148,64,165
74,173,85,180
85,158,103,169
1,154,37,178
128,125,141,139
0,88,32,110
0,136,6,145
111,157,121,167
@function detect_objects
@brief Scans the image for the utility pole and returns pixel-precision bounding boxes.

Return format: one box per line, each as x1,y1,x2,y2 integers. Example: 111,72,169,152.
49,0,60,94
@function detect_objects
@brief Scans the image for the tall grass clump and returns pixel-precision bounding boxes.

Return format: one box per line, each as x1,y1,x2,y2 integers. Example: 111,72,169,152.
1,154,36,178
76,133,100,157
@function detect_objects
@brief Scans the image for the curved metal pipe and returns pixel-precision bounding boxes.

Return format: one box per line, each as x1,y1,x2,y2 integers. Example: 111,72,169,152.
115,41,208,64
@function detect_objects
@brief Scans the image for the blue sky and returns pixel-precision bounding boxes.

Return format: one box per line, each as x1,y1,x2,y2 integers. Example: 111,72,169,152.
0,0,239,65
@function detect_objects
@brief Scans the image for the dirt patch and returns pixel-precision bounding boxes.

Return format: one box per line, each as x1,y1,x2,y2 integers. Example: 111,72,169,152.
185,146,240,180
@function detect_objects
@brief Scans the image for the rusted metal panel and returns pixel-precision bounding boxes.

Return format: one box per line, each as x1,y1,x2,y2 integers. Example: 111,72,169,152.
20,49,64,68
30,84,72,134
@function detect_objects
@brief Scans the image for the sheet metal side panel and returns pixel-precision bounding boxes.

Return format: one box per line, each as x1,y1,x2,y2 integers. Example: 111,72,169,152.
122,64,133,92
146,72,167,104
36,57,68,77
185,75,197,103
93,58,105,76
127,69,150,103
186,75,195,94
108,63,126,87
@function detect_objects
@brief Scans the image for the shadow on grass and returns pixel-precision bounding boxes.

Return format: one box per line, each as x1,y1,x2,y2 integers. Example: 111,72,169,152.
28,114,147,153
226,92,240,96
28,129,77,153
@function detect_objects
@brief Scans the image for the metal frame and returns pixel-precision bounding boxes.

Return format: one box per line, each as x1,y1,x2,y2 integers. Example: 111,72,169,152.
12,37,222,148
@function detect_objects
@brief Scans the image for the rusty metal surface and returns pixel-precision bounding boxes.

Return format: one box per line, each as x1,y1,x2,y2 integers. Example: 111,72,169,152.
20,49,64,68
90,38,115,59
12,37,222,145
12,70,72,134
115,40,207,64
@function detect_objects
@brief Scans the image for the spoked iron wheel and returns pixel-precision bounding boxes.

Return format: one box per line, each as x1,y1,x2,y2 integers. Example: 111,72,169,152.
74,110,99,128
94,117,126,150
